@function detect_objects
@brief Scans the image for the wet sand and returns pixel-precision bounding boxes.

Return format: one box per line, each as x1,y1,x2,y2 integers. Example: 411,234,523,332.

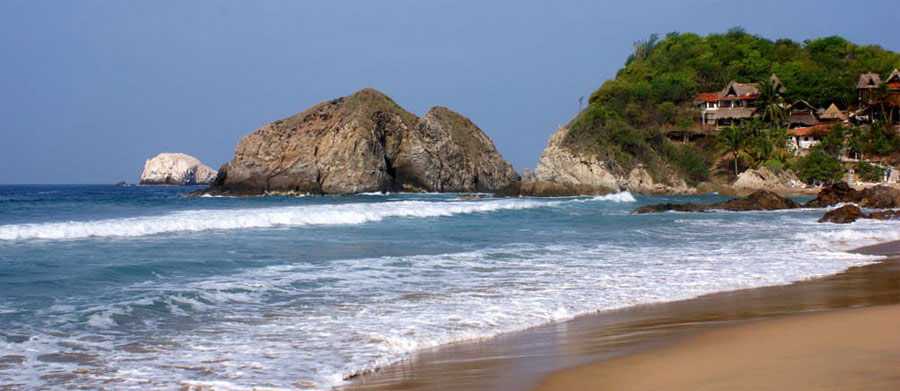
345,242,900,391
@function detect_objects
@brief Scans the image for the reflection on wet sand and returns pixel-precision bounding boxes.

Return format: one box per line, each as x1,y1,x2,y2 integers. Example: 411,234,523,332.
345,243,900,391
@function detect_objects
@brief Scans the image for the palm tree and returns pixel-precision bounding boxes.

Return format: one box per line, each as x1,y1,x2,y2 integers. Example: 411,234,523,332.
768,125,790,162
718,123,749,177
748,122,788,164
755,79,786,125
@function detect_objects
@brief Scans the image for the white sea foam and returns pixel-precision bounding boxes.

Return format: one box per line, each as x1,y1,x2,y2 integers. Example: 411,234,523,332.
0,199,558,241
587,191,637,202
6,197,900,391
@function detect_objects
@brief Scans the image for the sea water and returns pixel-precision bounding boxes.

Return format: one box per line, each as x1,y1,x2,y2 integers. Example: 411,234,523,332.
0,185,895,390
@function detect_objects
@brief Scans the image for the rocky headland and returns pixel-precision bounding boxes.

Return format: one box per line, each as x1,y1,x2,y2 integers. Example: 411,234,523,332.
140,153,217,185
500,125,691,197
198,88,518,196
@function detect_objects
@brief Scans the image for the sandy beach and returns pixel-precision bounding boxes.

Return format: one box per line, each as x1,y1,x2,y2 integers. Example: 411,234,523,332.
536,304,900,391
346,242,900,391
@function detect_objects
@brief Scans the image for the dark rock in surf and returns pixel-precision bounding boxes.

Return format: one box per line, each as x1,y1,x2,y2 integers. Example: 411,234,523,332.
818,205,866,224
632,190,799,214
803,182,900,209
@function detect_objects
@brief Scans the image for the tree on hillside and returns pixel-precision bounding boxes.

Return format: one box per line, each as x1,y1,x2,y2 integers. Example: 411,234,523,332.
751,124,789,164
797,149,844,185
854,161,884,182
860,122,899,157
846,125,864,160
717,124,750,177
755,79,786,125
627,34,659,65
819,123,846,158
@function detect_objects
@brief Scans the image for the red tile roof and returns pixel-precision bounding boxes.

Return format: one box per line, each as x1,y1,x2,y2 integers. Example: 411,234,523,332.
788,124,833,137
695,92,718,102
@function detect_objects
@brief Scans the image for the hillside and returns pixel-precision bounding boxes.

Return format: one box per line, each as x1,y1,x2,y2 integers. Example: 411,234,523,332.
538,29,900,193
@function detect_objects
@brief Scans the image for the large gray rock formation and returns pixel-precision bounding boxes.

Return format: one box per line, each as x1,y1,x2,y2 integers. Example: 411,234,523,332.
139,153,217,185
521,125,690,196
732,167,807,196
201,88,518,196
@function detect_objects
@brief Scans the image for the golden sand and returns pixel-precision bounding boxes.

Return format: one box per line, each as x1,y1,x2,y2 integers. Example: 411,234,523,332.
536,304,900,391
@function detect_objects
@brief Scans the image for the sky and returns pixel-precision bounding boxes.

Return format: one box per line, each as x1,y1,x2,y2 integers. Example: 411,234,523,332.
1,0,898,184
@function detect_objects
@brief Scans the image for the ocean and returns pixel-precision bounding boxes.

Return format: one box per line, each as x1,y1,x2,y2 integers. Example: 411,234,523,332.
0,185,895,390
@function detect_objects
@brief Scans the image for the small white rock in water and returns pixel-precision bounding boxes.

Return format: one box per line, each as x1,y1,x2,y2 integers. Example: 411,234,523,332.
140,153,217,185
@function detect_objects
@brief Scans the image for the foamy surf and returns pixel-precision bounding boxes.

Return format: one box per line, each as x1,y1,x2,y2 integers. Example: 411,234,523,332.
0,199,559,241
5,186,900,391
588,191,637,202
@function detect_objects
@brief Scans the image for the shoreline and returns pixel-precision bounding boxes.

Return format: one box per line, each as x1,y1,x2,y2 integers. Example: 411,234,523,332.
532,239,897,390
344,240,900,391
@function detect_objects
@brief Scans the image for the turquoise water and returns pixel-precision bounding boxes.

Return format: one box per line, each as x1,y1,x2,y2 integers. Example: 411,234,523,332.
0,185,894,390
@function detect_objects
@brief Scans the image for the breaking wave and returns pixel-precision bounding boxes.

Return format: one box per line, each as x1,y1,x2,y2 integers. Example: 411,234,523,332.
0,199,558,241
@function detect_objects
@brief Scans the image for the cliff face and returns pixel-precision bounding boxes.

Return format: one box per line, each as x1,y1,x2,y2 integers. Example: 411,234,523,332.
732,167,809,196
140,153,217,185
529,126,690,195
204,88,518,196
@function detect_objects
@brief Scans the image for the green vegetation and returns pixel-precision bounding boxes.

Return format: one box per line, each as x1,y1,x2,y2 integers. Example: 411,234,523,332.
755,80,786,124
854,161,884,182
714,119,791,177
568,29,899,186
716,123,749,176
796,149,844,184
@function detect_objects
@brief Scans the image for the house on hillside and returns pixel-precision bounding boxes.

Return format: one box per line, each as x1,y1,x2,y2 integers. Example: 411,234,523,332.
787,124,832,156
786,100,821,128
857,72,882,104
856,68,900,123
696,81,758,129
696,74,784,130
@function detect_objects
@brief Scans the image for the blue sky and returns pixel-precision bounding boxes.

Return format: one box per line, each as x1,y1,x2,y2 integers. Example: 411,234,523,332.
1,0,897,184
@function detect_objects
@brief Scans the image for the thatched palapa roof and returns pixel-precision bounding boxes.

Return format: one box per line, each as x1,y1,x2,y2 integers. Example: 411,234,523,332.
718,81,759,100
820,103,847,121
857,72,881,89
887,69,900,84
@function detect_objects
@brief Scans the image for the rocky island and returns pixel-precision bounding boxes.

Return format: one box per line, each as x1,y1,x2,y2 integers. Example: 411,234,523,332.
197,88,519,196
140,153,217,185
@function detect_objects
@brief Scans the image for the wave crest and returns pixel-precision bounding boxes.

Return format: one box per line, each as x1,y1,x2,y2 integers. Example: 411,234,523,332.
0,199,555,241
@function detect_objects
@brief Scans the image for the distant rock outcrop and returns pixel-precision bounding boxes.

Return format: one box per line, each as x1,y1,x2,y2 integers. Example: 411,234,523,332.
819,204,900,224
523,126,690,196
200,88,518,196
632,190,800,214
803,182,900,208
140,153,217,185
